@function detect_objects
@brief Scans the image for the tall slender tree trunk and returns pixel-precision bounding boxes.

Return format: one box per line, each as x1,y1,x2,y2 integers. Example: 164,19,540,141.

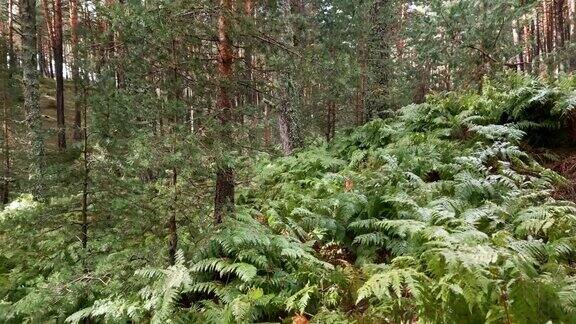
0,39,11,205
521,0,532,73
41,0,54,78
214,0,235,224
105,0,126,89
53,0,66,150
46,39,54,79
80,103,88,250
555,0,566,72
244,0,257,145
168,169,178,265
512,19,524,72
20,0,46,200
569,0,576,70
536,7,547,75
356,36,366,126
263,102,270,147
414,61,430,104
278,0,304,155
2,89,10,205
325,100,336,142
70,0,82,141
37,34,48,77
7,0,17,71
367,0,393,118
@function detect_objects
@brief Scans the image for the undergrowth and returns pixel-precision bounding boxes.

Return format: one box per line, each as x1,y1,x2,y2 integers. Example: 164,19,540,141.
2,75,576,323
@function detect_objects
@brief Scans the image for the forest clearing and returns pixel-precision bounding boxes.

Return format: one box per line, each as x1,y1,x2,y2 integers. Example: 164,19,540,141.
1,0,576,323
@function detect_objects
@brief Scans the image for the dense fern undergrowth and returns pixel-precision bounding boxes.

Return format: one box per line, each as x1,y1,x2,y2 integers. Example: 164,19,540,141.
2,75,576,323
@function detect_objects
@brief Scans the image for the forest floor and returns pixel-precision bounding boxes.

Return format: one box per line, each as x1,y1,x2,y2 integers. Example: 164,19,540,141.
38,78,77,150
547,150,576,201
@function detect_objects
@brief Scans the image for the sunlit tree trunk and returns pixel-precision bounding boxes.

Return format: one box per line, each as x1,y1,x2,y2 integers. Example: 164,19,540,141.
20,0,46,199
214,0,235,224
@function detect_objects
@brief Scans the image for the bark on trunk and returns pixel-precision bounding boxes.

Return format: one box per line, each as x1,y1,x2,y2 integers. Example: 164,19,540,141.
244,0,258,146
278,0,304,155
37,34,48,77
356,37,366,126
70,0,82,141
512,19,524,72
214,0,235,224
569,0,576,70
53,0,66,150
20,0,46,199
278,80,303,155
168,169,178,265
0,40,11,205
7,0,17,71
325,101,336,143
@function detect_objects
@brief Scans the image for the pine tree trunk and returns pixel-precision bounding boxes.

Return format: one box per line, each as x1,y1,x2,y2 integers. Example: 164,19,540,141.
7,0,17,71
41,0,54,78
512,19,523,72
37,35,48,77
20,0,46,200
244,0,257,146
104,0,125,89
263,102,270,147
555,0,565,72
0,40,11,205
70,0,82,141
278,0,304,155
168,169,178,265
521,1,532,73
536,6,547,75
366,0,393,118
2,90,10,205
214,0,235,224
53,0,66,150
80,71,89,253
569,0,576,70
325,100,336,142
356,37,366,126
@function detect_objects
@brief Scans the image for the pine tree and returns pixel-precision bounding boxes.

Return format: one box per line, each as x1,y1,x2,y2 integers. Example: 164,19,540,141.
20,0,45,199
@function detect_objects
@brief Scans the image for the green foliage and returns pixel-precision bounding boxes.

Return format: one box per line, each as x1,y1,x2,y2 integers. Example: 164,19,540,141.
2,76,576,323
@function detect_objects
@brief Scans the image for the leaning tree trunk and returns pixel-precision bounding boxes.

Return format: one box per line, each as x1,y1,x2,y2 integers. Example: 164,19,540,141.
20,0,46,199
214,0,235,224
